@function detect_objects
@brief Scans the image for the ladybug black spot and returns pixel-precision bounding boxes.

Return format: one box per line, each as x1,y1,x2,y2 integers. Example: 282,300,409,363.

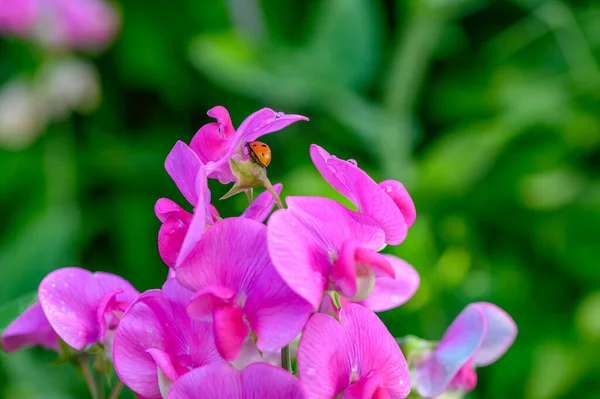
261,144,267,147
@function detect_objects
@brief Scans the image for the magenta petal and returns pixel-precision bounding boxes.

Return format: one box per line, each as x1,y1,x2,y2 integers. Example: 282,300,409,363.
342,373,386,399
298,304,410,399
167,363,242,399
309,144,351,198
158,216,189,268
241,183,283,222
471,303,517,367
413,305,486,398
213,305,249,362
155,198,187,223
165,141,202,207
234,108,309,144
38,267,138,350
190,106,235,163
379,180,416,228
331,240,360,298
146,348,180,382
96,289,122,344
241,362,305,399
358,255,420,312
187,286,236,321
1,301,58,352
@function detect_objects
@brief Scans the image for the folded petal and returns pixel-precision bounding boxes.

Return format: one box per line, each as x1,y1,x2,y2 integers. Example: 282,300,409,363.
413,305,486,398
379,180,416,228
38,267,138,350
241,183,282,222
167,363,242,399
1,301,58,352
298,304,410,399
241,362,305,399
158,216,189,268
155,198,188,223
190,106,235,163
187,286,236,321
357,255,420,312
212,305,249,361
471,302,517,367
165,141,202,207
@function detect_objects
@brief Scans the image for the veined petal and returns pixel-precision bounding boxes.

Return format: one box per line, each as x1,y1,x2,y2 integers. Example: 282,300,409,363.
241,183,282,222
187,286,236,322
298,305,409,399
379,180,416,228
165,141,202,207
1,301,58,352
241,362,305,399
471,302,517,367
413,305,486,398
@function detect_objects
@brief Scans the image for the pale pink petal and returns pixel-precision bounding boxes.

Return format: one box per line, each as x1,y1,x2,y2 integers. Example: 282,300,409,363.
167,363,242,399
1,302,58,352
471,302,517,367
413,305,486,398
241,183,282,222
298,304,410,399
241,362,305,399
379,180,416,228
357,255,420,312
165,141,202,206
187,286,236,321
190,106,234,164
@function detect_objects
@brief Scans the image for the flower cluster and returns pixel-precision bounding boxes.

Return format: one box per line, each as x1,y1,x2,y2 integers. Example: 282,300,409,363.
1,106,517,399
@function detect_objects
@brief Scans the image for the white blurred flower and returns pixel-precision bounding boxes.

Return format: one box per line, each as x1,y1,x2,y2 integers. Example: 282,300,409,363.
0,80,46,150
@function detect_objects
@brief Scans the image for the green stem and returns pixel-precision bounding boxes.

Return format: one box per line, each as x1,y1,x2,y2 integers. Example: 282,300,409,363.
108,381,124,399
246,188,254,204
281,345,292,372
263,178,284,209
80,358,99,399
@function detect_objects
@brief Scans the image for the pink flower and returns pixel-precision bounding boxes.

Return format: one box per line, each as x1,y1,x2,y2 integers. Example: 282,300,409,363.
167,363,305,399
298,303,410,399
156,141,282,268
310,144,416,245
176,217,313,362
268,196,419,312
113,279,224,399
0,0,119,51
413,302,517,398
37,267,139,351
190,106,308,184
1,301,58,352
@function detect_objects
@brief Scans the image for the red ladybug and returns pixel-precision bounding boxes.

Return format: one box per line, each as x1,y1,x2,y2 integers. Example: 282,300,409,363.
246,141,272,167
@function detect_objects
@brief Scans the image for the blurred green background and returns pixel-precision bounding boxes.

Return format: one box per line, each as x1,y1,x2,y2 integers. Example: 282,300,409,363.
2,0,600,398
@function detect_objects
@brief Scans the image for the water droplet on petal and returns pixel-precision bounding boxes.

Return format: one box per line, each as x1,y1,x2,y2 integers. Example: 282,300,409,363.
386,185,393,193
347,159,358,166
51,283,56,288
391,296,400,304
399,379,404,385
351,364,358,372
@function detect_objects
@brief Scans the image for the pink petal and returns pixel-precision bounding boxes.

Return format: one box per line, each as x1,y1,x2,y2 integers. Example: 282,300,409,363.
165,141,202,207
187,286,236,322
379,180,416,228
357,255,420,312
341,373,388,399
113,280,223,398
146,348,181,382
1,302,58,352
234,108,309,145
213,305,249,361
167,363,242,399
413,305,486,398
178,218,312,353
190,106,234,164
158,216,190,268
38,267,138,350
310,144,352,198
154,198,187,223
96,289,122,344
241,362,305,399
241,183,283,222
298,304,410,399
471,302,517,367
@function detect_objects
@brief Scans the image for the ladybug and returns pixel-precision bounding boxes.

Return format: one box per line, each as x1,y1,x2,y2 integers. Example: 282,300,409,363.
246,141,272,167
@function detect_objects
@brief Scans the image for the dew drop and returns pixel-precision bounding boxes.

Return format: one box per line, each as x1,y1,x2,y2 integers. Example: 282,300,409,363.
386,185,392,193
391,296,400,304
399,379,404,385
51,283,56,288
347,159,358,166
351,364,358,372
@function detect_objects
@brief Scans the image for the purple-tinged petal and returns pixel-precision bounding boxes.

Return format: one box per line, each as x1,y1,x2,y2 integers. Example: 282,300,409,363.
1,302,58,352
241,362,305,399
379,180,416,228
356,255,420,312
413,305,486,398
38,267,138,350
298,304,410,399
213,305,249,362
178,218,312,355
241,183,282,222
165,141,202,207
190,106,235,164
471,303,517,367
113,279,223,399
167,363,304,399
187,286,236,322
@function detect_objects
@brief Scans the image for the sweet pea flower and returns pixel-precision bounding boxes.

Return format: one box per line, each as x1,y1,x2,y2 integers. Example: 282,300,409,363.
268,196,419,312
310,144,416,246
167,363,305,399
113,279,224,399
156,141,282,268
189,106,308,184
298,303,410,399
176,217,313,362
36,267,139,352
413,302,517,398
1,301,58,352
0,0,120,52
